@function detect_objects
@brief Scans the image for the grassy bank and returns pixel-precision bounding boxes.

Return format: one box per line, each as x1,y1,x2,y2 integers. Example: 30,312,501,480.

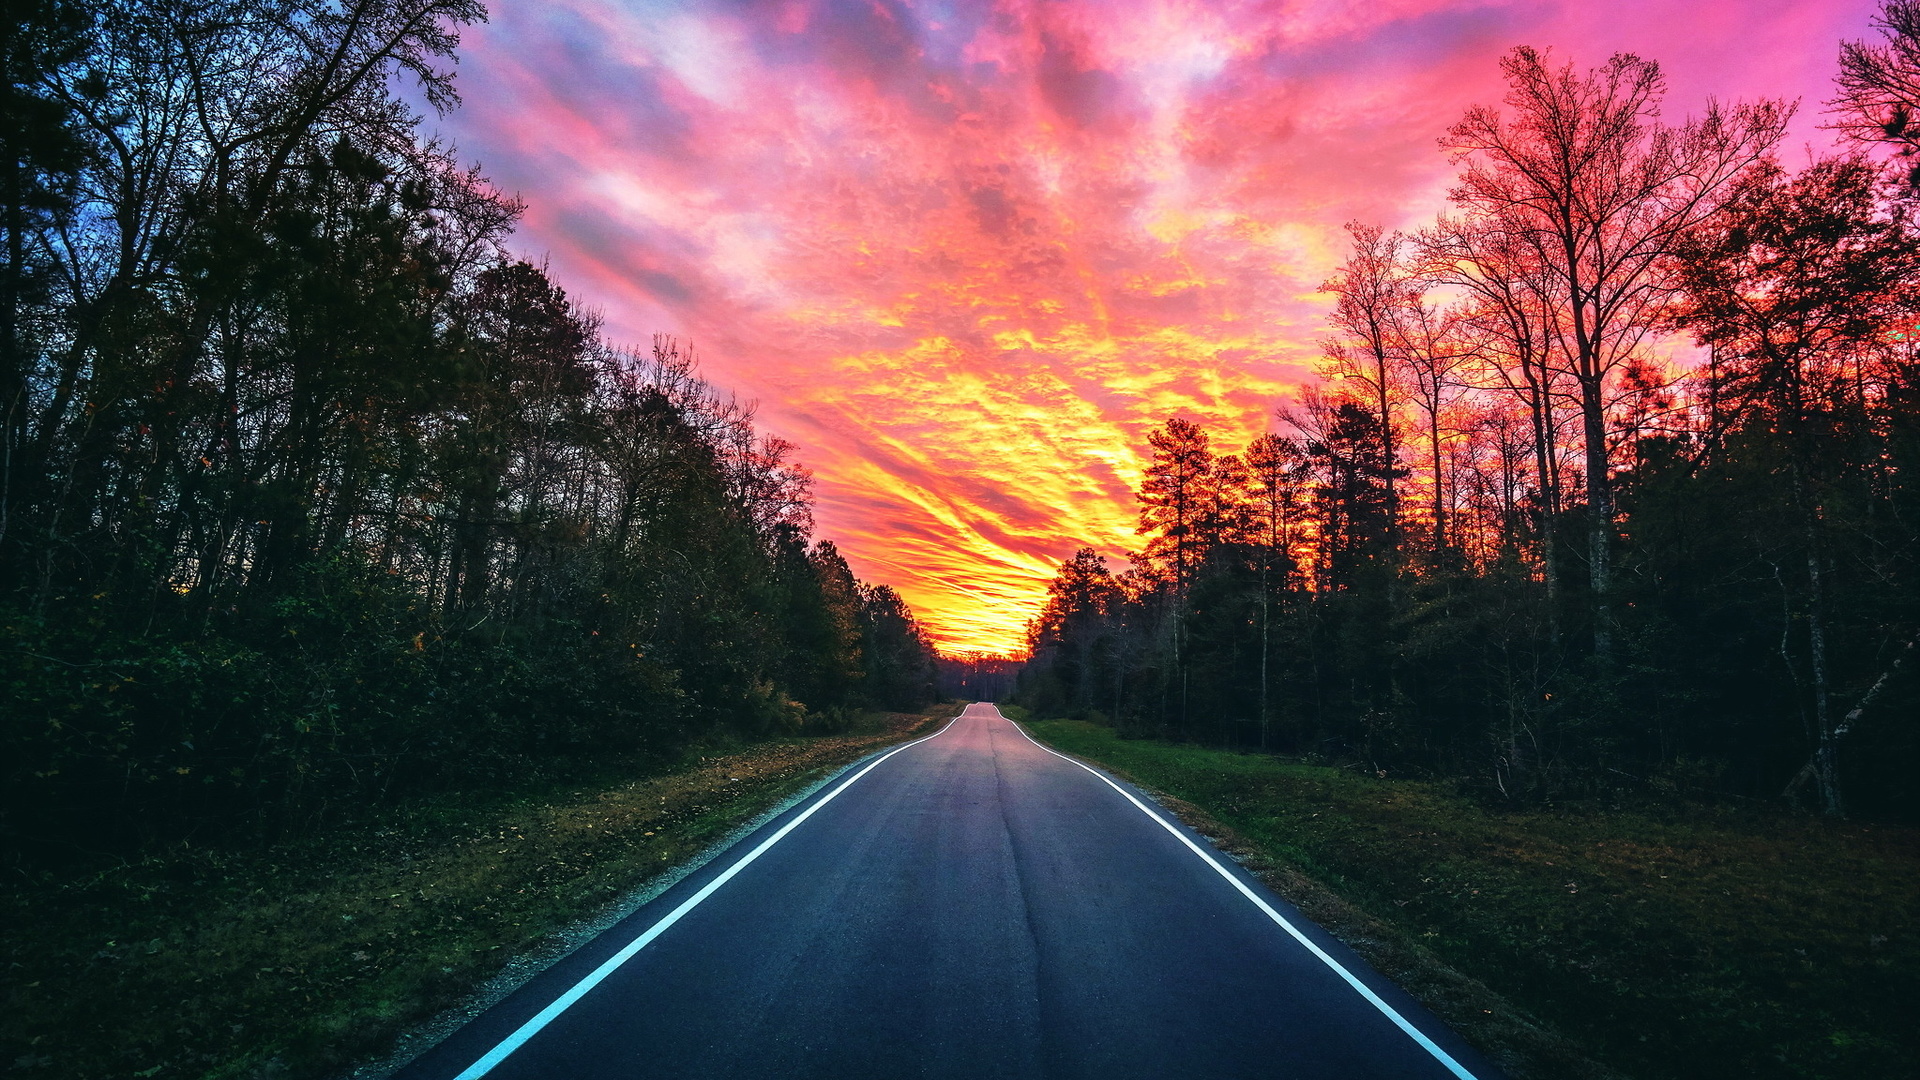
2,705,956,1080
1020,717,1919,1080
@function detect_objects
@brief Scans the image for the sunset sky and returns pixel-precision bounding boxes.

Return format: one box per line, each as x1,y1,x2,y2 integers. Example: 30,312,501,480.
432,0,1879,655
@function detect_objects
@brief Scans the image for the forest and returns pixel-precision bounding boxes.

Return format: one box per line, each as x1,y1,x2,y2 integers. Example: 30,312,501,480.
1018,22,1920,820
0,0,938,858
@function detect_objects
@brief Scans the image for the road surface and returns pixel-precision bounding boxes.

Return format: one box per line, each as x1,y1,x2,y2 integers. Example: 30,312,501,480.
398,704,1503,1080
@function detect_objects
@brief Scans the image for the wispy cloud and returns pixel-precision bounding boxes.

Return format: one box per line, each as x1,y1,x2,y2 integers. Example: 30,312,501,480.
434,0,1878,653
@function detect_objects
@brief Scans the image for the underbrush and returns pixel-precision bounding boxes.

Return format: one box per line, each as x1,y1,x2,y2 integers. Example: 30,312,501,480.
1,704,955,1080
1024,718,1919,1080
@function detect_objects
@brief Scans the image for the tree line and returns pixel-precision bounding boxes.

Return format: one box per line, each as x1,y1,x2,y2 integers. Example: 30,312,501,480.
0,0,936,855
1019,16,1920,819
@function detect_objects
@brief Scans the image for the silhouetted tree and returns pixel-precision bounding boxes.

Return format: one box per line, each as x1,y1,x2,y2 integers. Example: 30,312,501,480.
1444,47,1787,658
1834,1,1920,171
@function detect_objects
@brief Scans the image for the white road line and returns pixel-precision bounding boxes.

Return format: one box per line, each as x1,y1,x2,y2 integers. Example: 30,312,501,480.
448,713,966,1080
1001,710,1482,1080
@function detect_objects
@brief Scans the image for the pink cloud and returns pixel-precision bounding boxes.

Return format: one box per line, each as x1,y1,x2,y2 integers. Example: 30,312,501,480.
432,0,1882,653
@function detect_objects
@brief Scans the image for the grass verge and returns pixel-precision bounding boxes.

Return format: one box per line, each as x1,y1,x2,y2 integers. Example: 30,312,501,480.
1019,717,1918,1080
2,704,956,1080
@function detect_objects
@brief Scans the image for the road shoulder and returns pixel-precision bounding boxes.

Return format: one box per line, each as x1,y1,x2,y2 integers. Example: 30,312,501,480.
1,706,959,1080
1012,716,1624,1080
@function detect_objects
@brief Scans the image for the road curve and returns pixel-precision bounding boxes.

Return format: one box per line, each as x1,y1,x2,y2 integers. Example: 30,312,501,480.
397,704,1504,1080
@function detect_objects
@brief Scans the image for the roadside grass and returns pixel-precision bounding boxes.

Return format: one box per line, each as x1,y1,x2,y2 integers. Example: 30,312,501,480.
1020,717,1919,1080
2,705,955,1080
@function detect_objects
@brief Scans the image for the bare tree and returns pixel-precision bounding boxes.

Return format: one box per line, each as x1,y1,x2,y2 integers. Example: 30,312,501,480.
1420,211,1576,637
1389,291,1475,554
1320,223,1410,539
1443,47,1787,658
1833,0,1920,166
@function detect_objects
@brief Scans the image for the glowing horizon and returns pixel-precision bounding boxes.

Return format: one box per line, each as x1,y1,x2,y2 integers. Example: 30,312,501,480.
431,0,1874,655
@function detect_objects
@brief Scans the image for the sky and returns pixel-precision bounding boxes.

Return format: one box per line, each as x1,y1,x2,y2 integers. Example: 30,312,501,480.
431,0,1881,655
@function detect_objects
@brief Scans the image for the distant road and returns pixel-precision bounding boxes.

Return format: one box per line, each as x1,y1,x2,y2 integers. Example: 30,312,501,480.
400,704,1502,1079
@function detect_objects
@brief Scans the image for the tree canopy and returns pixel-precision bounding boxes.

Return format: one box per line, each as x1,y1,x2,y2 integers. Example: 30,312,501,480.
0,0,938,854
1019,37,1920,820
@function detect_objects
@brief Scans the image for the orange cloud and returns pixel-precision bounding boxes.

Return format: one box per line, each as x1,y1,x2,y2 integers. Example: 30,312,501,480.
432,0,1876,654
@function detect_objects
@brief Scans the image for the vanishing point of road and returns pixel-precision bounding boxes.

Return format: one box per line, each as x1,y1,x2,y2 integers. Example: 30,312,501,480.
398,704,1504,1080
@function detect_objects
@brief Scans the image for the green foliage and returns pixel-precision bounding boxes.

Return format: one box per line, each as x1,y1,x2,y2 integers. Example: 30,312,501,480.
0,0,939,859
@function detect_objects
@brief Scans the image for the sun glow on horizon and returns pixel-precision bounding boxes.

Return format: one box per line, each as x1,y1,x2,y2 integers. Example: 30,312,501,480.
435,0,1876,656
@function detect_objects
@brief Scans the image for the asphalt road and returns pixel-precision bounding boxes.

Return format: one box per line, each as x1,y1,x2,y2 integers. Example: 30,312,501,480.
398,704,1504,1080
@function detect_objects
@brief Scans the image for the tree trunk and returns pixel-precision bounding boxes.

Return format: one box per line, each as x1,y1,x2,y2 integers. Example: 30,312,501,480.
1259,555,1270,751
1793,463,1840,815
1578,372,1612,661
1526,364,1562,647
1,155,24,557
1782,632,1916,804
1429,409,1446,552
1372,340,1398,526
